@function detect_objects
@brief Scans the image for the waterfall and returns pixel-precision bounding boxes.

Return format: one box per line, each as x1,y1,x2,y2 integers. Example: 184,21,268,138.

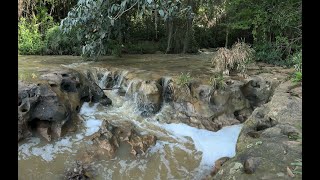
98,71,110,89
162,76,174,102
115,70,129,89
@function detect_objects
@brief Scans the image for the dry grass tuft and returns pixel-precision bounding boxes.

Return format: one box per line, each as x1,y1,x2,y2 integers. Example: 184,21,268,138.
211,41,255,76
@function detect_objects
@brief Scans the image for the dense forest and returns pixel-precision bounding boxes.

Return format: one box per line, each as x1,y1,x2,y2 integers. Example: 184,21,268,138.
18,0,302,81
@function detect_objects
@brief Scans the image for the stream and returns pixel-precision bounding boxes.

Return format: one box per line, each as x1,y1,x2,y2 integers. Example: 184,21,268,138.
18,75,242,180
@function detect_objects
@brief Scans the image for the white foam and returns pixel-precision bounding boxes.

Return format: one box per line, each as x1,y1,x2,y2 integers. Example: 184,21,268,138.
161,123,242,168
84,118,103,136
79,102,99,116
19,136,74,162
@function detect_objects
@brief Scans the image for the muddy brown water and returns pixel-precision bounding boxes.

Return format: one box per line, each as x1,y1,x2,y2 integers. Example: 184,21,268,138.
18,55,243,180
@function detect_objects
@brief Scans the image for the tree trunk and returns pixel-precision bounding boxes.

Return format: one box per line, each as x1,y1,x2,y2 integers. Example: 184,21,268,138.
225,28,229,48
154,2,158,40
18,0,24,19
183,19,192,53
166,19,173,53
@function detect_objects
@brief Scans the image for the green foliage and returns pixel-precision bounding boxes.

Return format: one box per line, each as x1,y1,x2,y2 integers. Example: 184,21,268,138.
292,50,302,73
177,72,192,87
292,71,302,83
291,50,302,83
290,158,302,175
225,0,302,65
126,41,159,54
254,42,282,63
18,17,44,55
44,26,82,55
209,73,226,90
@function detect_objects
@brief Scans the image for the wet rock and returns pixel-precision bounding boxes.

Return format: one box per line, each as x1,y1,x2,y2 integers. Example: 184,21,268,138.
136,80,162,116
162,77,174,102
129,134,157,156
211,157,230,176
18,68,112,142
240,75,280,108
247,131,260,138
88,120,157,158
213,80,302,180
229,162,243,174
65,161,92,180
244,157,261,174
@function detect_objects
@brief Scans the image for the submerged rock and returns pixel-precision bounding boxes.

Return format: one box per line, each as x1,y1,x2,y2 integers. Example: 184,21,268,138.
65,161,92,180
83,120,157,161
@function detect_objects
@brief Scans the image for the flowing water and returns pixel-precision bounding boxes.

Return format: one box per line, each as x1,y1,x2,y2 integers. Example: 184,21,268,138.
18,68,243,180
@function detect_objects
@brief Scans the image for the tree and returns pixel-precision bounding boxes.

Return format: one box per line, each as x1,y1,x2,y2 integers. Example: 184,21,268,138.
60,0,196,60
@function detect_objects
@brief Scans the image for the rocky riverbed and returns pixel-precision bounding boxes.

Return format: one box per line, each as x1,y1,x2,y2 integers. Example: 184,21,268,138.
18,54,301,179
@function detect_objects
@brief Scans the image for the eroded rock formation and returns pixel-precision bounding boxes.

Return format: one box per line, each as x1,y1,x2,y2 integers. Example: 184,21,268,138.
211,80,302,179
79,120,157,163
18,69,112,142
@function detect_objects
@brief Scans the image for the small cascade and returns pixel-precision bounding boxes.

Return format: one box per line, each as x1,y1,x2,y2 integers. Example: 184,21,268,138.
162,76,174,102
98,71,111,89
125,79,142,98
115,70,129,88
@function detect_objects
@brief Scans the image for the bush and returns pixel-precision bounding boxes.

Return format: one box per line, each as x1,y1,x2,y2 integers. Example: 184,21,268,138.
209,73,226,90
44,26,82,55
291,50,302,83
126,41,160,54
254,42,283,64
18,17,44,55
177,72,192,87
212,41,255,76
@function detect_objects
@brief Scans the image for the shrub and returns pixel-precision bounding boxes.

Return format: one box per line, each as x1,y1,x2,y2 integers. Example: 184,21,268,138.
254,42,283,64
177,72,192,87
126,41,160,54
212,41,255,76
209,73,226,90
18,17,44,55
291,50,302,83
44,26,82,55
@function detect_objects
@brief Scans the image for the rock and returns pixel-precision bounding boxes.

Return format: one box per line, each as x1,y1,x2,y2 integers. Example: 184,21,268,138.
247,131,260,138
136,80,162,116
229,162,243,174
213,79,302,180
240,75,279,108
244,157,261,174
88,120,157,158
65,161,92,180
18,68,112,142
211,157,230,176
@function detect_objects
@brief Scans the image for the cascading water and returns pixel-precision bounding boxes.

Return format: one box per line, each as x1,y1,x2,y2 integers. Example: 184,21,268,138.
18,72,243,180
98,71,111,89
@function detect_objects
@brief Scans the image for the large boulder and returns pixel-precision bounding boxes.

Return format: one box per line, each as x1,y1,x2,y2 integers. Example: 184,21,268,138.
135,80,163,116
212,80,302,179
18,69,112,142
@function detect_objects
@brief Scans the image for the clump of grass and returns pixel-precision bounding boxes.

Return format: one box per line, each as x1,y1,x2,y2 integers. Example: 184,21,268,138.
209,73,226,89
212,41,255,76
177,72,192,87
291,50,302,83
290,158,302,176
